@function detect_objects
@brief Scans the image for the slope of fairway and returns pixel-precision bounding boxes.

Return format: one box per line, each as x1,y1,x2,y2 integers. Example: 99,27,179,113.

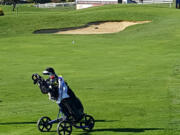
0,4,180,135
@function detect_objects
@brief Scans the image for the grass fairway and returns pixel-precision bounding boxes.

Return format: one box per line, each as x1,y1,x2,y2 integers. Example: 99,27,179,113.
0,4,180,135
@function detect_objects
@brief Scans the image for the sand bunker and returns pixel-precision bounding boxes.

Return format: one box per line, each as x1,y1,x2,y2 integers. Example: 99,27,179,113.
33,21,151,34
55,21,151,34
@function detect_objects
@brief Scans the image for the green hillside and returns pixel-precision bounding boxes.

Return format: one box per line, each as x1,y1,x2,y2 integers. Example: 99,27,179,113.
0,4,180,135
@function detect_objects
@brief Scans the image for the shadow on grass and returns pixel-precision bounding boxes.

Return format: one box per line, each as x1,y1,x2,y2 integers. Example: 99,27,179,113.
0,119,117,126
78,128,164,135
0,122,36,125
95,119,119,123
0,121,164,134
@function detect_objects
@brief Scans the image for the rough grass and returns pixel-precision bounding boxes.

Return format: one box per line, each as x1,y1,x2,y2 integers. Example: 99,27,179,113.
0,4,180,135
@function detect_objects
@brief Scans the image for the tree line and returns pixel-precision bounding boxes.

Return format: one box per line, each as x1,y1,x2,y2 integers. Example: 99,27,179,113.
1,0,74,4
0,0,75,11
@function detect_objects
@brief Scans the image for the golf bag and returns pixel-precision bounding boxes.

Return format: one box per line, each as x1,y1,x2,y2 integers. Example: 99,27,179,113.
32,73,84,122
60,96,84,122
61,82,84,122
32,73,49,94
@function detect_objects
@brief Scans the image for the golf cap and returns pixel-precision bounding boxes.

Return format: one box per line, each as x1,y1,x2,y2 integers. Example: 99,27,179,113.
43,67,55,75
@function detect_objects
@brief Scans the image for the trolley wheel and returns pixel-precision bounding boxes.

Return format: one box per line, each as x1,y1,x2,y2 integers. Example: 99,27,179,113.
37,116,52,132
57,121,72,135
80,114,95,131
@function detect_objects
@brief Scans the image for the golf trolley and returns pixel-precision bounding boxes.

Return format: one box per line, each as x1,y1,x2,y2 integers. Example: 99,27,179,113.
37,109,95,135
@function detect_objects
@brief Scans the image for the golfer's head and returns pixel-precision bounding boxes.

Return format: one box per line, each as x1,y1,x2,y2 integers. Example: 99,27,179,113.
43,67,55,76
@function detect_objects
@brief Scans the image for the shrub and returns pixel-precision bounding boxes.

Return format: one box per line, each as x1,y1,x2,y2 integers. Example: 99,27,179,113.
27,0,34,2
0,8,4,16
51,0,61,2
